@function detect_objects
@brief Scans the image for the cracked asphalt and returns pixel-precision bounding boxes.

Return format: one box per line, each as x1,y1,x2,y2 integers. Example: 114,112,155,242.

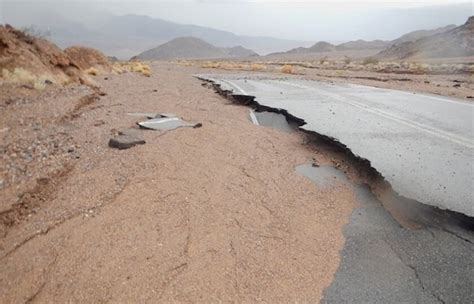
322,185,473,303
202,73,474,303
198,74,474,217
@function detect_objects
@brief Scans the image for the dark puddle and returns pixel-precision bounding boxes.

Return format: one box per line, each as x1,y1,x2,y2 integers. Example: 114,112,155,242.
248,110,298,133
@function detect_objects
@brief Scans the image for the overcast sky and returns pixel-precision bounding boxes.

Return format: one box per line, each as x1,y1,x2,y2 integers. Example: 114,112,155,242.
1,0,472,42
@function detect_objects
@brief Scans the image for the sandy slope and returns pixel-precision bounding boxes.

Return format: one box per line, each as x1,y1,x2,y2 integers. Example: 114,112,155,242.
0,63,355,302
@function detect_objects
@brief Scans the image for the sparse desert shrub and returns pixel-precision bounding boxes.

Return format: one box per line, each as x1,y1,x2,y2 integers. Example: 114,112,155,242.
85,67,99,76
280,64,294,74
112,64,125,74
177,60,193,67
201,61,221,69
362,57,379,65
111,61,152,76
20,25,51,39
343,56,352,64
320,56,329,64
251,63,265,71
2,68,36,83
142,69,151,77
1,68,52,90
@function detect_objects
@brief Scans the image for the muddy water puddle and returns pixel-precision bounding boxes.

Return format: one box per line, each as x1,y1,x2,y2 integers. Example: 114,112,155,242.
248,110,298,133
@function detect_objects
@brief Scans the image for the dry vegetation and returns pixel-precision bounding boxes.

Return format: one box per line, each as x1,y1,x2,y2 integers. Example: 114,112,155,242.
111,61,152,77
1,68,51,90
280,64,295,74
179,57,472,76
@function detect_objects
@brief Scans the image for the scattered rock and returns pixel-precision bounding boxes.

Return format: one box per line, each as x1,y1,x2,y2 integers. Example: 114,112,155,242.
109,134,145,150
453,83,461,88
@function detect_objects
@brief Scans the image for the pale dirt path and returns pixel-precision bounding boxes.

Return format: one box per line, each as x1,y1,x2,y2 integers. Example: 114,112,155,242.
1,63,354,302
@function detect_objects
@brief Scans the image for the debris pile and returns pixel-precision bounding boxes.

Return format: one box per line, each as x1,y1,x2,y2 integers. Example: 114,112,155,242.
108,112,202,150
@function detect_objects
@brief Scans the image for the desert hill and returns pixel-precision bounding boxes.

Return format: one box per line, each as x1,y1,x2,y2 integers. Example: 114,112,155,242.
3,2,310,58
0,24,84,84
134,37,258,60
376,16,473,59
65,46,112,73
0,24,113,87
270,23,459,57
338,39,389,50
388,24,456,46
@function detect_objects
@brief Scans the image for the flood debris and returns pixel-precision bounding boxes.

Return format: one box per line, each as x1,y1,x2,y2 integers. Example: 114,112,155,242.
138,117,201,131
248,110,297,133
108,128,145,150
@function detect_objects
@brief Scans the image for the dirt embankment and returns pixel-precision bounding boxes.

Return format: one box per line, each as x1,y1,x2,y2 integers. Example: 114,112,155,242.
0,25,112,87
65,46,112,74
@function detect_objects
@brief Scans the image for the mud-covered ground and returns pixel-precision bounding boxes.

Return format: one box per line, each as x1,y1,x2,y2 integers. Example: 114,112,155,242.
2,62,472,302
1,63,361,302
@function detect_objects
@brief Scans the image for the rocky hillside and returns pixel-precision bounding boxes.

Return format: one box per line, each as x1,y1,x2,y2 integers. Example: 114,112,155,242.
0,24,83,84
388,24,456,46
338,39,389,50
0,24,113,89
134,37,258,60
64,46,112,73
270,23,459,57
377,16,473,59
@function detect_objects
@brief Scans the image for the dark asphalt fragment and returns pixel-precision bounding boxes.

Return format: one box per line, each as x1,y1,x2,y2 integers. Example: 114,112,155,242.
109,129,145,150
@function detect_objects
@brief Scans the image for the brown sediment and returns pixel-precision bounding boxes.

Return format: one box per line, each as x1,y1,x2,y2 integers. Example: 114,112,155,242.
0,63,356,302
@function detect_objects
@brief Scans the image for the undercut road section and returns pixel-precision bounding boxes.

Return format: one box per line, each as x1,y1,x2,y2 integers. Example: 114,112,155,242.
198,74,474,217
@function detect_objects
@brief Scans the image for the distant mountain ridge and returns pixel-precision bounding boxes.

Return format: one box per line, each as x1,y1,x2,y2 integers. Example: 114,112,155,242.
271,23,459,56
376,16,473,59
3,8,310,59
134,37,258,60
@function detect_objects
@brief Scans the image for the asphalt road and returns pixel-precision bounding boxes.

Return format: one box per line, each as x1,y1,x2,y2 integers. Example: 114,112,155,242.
198,74,474,217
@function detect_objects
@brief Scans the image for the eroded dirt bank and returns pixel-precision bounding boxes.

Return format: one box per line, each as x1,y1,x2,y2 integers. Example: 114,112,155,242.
0,63,356,302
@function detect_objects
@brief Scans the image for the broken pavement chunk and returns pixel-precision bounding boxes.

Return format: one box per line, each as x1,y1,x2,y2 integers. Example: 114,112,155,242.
138,117,200,131
108,130,145,150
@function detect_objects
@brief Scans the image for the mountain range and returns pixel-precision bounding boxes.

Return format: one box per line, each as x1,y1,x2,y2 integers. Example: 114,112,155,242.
376,16,473,59
2,7,311,59
271,24,458,56
134,37,258,60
